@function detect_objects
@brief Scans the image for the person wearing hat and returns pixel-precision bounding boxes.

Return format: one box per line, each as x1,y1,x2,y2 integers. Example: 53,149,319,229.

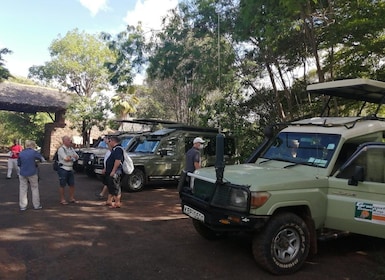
17,140,46,211
185,137,205,173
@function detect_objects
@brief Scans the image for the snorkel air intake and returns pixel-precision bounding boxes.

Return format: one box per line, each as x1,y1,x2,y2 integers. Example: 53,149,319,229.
215,133,225,184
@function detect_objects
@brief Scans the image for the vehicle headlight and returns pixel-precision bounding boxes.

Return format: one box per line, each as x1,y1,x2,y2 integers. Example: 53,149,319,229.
229,188,248,209
89,154,95,160
212,184,250,212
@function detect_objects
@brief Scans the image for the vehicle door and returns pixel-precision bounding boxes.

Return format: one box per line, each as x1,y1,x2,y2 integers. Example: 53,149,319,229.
326,144,385,239
153,136,182,177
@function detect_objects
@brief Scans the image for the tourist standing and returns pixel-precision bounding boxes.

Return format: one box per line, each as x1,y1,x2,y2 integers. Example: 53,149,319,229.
18,140,45,211
7,139,23,179
57,136,79,205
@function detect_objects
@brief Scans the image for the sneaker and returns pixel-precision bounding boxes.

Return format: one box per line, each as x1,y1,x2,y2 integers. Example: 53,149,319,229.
20,207,27,211
34,205,43,210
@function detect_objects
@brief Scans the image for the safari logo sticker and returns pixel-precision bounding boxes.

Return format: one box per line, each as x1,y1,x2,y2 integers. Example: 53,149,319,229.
355,202,385,224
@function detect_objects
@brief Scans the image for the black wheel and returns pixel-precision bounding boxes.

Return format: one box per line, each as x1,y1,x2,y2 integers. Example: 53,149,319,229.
192,219,226,240
252,212,310,275
126,168,145,192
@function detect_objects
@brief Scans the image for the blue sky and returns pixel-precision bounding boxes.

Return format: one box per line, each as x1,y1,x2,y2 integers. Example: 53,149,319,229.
0,0,178,81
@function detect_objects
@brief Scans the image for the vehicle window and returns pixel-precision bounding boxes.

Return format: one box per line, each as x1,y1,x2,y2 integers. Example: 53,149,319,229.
159,139,177,156
121,137,133,148
132,140,160,153
262,132,340,167
337,145,385,183
97,141,108,148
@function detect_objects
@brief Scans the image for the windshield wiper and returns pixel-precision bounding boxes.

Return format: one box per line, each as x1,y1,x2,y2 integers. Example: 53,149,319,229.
283,160,317,168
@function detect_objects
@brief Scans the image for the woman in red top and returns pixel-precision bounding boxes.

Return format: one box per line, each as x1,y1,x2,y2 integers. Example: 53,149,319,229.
7,139,23,179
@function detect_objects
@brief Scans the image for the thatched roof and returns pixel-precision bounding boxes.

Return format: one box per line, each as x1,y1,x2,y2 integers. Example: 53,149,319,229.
0,81,71,113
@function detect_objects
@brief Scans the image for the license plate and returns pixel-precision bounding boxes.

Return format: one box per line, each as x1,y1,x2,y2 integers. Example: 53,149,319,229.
77,160,83,165
94,169,103,175
183,205,205,222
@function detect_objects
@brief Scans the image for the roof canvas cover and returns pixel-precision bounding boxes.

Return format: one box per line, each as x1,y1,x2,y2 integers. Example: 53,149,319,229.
307,78,385,104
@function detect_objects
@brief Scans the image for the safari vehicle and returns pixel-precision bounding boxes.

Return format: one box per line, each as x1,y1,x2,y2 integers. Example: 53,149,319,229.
94,124,237,192
79,131,139,177
179,78,385,275
79,119,174,177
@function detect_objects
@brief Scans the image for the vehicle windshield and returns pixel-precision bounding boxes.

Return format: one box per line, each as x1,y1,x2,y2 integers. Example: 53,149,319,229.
131,140,160,153
121,137,133,148
97,141,108,148
261,132,341,168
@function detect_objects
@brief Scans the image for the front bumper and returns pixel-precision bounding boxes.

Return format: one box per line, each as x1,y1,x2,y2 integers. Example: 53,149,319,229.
180,191,269,232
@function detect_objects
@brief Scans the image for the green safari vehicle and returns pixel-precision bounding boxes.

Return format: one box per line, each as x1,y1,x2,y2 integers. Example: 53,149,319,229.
179,78,385,275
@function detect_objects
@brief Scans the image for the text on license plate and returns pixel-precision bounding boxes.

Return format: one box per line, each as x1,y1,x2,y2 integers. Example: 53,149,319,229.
94,169,103,175
183,205,205,222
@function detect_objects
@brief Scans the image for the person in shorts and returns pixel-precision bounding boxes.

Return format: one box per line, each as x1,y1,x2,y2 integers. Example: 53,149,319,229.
105,135,123,208
57,136,79,205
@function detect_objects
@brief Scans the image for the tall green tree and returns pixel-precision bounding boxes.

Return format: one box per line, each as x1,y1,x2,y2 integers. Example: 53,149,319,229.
102,24,147,123
0,48,13,82
28,29,115,146
147,0,237,124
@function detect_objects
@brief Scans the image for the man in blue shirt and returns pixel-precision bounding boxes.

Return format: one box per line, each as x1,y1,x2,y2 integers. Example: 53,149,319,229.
105,136,123,208
17,140,45,211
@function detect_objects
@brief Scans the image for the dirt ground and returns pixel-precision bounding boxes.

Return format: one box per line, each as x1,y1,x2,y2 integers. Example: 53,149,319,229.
1,155,385,280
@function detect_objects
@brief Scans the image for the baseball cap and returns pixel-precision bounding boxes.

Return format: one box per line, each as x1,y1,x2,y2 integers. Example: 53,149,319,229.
193,137,205,144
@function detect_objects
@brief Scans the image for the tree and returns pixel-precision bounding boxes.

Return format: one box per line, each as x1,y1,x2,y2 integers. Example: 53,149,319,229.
146,0,237,124
0,111,52,147
28,29,115,146
0,48,13,82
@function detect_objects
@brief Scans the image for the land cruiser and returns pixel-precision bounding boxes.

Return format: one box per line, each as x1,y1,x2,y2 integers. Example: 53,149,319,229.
78,131,140,177
78,119,173,177
179,78,385,275
94,125,237,192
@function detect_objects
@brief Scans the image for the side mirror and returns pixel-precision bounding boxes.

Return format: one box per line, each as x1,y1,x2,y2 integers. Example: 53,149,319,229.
348,165,365,186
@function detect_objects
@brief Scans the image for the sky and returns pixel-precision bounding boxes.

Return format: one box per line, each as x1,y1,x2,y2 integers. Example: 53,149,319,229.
0,0,179,83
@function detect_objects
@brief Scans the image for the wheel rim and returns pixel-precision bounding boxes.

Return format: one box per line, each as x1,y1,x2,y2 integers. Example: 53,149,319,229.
272,227,300,263
129,173,143,190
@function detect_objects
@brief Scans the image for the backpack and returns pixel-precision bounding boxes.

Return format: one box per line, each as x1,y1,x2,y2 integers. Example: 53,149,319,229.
52,147,62,171
116,146,134,174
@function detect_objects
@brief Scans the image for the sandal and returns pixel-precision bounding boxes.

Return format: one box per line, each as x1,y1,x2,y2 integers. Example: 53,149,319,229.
60,201,68,205
69,200,79,204
101,202,113,206
109,203,121,209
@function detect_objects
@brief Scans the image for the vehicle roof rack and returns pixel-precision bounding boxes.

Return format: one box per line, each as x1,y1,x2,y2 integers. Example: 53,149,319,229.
307,78,385,116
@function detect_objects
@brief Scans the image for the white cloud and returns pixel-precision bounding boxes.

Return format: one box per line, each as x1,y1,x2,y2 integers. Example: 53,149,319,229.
79,0,109,16
124,0,178,32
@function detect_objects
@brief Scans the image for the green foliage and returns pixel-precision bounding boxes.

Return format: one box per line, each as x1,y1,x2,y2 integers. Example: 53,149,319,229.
146,1,237,124
110,85,140,120
28,29,115,97
66,94,111,145
102,24,147,93
0,111,52,147
0,48,13,82
28,29,116,145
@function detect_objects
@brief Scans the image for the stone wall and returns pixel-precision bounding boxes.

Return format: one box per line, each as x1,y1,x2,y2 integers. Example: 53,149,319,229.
42,122,112,160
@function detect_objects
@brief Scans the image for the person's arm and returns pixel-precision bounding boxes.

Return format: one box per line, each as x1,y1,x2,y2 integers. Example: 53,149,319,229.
194,153,201,170
110,159,122,177
110,148,123,176
35,151,46,162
